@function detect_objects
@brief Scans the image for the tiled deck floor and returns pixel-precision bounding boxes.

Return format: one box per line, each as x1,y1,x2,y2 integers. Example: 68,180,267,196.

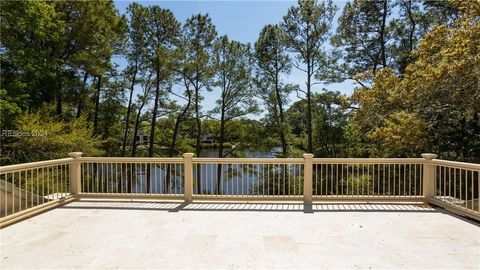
1,201,479,269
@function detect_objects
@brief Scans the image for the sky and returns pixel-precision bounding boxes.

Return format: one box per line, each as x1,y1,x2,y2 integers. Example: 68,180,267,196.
113,0,357,119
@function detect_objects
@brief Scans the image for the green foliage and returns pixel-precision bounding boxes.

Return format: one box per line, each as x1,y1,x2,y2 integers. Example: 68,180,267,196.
342,174,375,196
212,36,259,157
254,24,294,156
333,0,391,78
286,91,350,158
0,89,28,127
281,0,338,153
1,107,102,165
177,13,217,157
350,1,480,160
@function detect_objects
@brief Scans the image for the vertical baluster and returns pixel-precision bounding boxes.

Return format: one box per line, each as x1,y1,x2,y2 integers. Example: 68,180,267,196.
62,164,65,196
323,164,327,196
55,165,59,200
133,163,136,194
471,170,474,211
175,163,178,195
331,164,334,196
4,173,7,215
392,164,396,196
12,172,16,214
314,164,317,197
264,164,267,196
257,163,260,196
120,163,123,195
17,171,22,212
336,164,339,196
341,164,345,196
163,163,166,195
460,169,463,204
29,170,33,208
440,165,443,198
476,170,479,212
36,168,40,207
356,164,359,196
362,163,365,196
454,167,457,200
409,164,412,197
320,163,323,196
367,164,370,197
346,164,349,196
464,169,468,208
377,164,381,196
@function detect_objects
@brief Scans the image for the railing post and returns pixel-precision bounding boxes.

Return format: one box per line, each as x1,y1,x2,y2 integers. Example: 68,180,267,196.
68,152,83,196
183,153,194,202
303,153,314,204
421,153,437,200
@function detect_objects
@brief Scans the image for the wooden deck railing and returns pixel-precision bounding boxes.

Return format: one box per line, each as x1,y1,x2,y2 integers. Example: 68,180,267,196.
1,152,479,227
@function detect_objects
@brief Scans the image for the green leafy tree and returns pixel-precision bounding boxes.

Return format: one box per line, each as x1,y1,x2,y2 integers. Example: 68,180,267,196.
0,0,64,115
351,1,480,160
121,3,148,156
143,6,181,160
282,0,337,153
212,36,258,192
312,91,350,157
71,0,126,118
212,36,258,159
132,75,154,157
174,14,217,158
332,0,391,83
286,91,350,158
0,107,102,165
254,24,294,156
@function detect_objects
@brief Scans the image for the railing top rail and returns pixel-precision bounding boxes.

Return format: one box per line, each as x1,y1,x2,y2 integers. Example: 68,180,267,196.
313,158,425,164
78,157,184,163
432,159,480,171
0,158,74,174
192,158,305,164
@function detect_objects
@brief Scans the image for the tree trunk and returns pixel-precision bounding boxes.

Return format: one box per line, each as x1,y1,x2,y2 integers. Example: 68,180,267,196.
194,87,202,157
148,64,161,193
121,66,138,156
169,90,191,157
76,72,89,118
216,105,226,194
306,60,313,154
380,0,388,68
165,89,192,194
194,85,202,194
93,76,102,135
406,0,416,53
103,100,111,156
131,104,144,158
128,106,144,193
55,90,62,115
274,68,287,156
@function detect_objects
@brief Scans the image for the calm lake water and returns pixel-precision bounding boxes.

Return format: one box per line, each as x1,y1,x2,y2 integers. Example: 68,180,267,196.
88,147,303,196
199,147,282,158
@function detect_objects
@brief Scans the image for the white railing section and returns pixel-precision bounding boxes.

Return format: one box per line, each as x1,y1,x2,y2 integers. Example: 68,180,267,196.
432,159,479,216
0,158,73,219
192,158,305,199
1,152,479,224
312,159,424,198
79,157,184,197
